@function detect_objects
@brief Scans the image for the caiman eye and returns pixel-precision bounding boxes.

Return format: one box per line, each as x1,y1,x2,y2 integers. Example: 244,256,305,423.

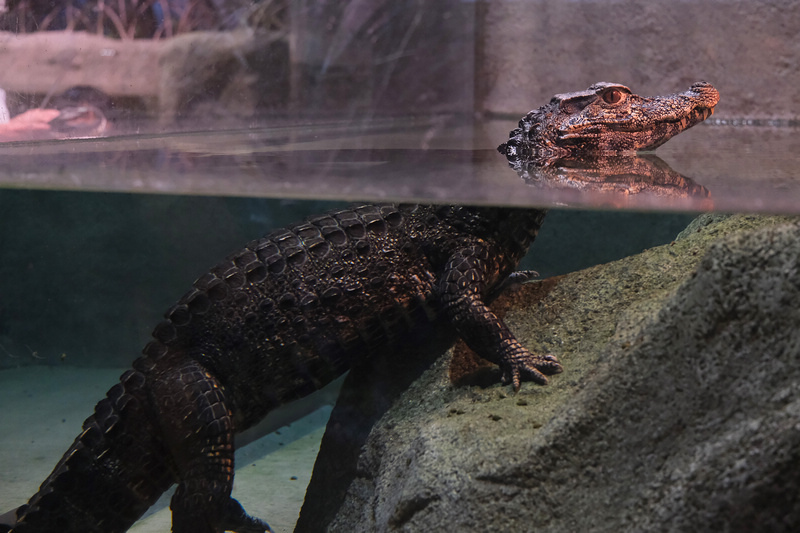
601,89,625,105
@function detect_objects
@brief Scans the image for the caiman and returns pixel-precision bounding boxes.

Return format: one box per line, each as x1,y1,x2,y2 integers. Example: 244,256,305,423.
3,81,719,533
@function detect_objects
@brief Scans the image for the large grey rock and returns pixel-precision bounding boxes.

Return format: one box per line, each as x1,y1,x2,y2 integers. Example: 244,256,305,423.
297,214,800,532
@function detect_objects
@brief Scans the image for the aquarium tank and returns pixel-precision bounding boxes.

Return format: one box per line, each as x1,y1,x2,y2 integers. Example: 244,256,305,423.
1,1,799,532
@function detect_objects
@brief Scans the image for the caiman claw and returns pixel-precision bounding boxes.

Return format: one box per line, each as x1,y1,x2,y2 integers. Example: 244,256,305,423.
501,350,563,392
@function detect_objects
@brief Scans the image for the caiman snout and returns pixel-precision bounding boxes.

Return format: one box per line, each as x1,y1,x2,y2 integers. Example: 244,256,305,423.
687,81,720,111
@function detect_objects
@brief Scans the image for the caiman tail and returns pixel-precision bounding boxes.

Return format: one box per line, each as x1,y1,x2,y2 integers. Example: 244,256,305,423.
7,368,175,533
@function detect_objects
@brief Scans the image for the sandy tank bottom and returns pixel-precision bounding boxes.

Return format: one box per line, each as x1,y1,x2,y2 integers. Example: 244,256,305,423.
0,366,331,533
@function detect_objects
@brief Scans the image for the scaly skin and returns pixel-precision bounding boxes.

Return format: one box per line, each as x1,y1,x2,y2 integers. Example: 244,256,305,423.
6,81,718,533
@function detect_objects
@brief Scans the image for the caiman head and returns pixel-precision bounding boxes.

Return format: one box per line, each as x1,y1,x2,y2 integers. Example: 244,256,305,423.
499,81,719,162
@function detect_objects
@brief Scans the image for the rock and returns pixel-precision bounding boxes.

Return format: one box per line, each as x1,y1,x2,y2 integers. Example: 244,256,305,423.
297,213,800,532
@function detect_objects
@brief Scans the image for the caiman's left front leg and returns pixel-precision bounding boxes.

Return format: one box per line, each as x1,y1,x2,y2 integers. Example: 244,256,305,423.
437,244,562,391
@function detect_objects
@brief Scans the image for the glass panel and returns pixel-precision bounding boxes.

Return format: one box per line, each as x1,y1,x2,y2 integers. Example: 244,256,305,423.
0,0,797,213
0,0,474,136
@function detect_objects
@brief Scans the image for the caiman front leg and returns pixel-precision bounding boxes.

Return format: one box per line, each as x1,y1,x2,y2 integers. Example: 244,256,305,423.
438,245,562,391
153,361,273,533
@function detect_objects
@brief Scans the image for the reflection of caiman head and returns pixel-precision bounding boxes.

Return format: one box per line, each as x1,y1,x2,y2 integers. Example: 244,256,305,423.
498,81,719,163
522,153,714,211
